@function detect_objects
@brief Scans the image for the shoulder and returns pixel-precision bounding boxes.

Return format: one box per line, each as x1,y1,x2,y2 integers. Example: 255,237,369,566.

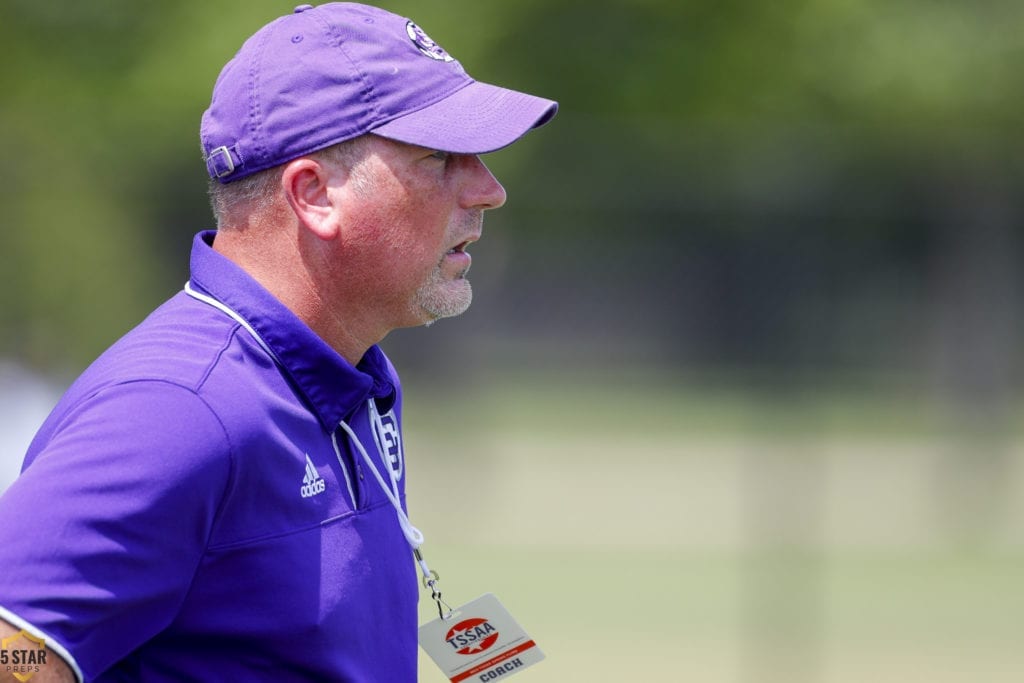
85,291,243,391
25,292,252,475
26,379,234,490
45,290,280,434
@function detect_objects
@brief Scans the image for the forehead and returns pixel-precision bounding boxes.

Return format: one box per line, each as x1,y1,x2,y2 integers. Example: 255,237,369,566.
364,134,436,159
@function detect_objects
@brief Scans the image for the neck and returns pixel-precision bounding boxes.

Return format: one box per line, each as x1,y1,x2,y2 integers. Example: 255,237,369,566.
212,226,377,366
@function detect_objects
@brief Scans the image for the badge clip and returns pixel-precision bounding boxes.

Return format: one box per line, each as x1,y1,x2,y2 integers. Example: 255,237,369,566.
416,548,454,620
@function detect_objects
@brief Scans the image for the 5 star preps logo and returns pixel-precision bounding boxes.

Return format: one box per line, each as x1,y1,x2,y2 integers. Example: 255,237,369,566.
406,21,454,62
445,617,500,656
0,630,48,682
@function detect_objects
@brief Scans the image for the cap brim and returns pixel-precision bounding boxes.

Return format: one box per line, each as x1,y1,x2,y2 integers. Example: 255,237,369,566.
370,80,557,154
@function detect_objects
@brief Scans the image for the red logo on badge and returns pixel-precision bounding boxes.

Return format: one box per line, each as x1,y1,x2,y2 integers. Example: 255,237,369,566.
444,617,500,655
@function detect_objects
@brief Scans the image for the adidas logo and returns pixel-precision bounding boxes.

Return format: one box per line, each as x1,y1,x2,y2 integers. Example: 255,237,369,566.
300,454,326,498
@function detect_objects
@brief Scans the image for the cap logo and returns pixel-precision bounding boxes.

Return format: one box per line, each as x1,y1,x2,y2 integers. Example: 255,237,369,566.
406,21,454,62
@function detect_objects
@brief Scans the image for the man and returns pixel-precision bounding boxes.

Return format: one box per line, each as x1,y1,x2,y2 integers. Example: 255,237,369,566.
0,3,556,681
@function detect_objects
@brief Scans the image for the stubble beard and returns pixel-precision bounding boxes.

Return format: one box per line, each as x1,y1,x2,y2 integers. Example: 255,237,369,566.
414,262,473,327
415,211,483,326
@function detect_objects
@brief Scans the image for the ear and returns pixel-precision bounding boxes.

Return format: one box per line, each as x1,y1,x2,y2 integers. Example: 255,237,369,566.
281,157,339,240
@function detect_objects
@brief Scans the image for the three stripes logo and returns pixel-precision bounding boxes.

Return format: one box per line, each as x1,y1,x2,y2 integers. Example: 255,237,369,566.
300,454,326,498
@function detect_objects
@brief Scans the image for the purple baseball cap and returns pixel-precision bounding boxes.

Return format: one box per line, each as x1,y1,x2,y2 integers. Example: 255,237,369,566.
201,2,558,183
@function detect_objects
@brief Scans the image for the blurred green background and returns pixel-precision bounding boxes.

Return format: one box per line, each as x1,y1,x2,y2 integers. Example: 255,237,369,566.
2,0,1023,681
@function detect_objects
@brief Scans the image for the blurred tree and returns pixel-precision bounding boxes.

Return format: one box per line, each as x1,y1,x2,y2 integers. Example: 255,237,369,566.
0,1,284,370
456,0,1024,378
1,0,1022,384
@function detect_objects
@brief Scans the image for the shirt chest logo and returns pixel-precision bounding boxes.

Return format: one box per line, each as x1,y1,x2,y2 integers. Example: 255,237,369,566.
373,409,404,482
300,453,327,498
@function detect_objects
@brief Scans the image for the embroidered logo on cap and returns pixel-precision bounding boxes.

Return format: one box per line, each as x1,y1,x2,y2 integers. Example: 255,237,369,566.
406,21,454,62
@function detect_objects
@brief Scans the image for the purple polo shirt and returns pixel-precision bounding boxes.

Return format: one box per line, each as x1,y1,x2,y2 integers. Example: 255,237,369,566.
0,231,418,681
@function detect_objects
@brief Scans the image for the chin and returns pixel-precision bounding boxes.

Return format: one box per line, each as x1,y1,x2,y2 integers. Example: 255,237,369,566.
414,282,473,323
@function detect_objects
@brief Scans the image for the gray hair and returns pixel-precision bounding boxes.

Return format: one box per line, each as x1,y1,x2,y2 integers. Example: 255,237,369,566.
206,136,372,229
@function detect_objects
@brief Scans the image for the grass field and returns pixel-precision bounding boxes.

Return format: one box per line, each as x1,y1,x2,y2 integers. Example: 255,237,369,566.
401,372,1024,682
3,367,1022,681
414,546,1024,683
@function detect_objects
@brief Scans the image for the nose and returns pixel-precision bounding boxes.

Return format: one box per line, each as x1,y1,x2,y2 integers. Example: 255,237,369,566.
459,154,507,210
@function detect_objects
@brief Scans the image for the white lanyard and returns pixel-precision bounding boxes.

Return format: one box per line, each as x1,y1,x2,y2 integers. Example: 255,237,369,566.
338,407,425,547
336,400,451,618
184,281,452,618
184,282,278,361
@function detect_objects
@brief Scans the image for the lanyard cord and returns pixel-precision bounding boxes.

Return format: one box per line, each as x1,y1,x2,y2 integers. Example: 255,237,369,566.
337,415,423,549
184,282,279,362
338,408,452,620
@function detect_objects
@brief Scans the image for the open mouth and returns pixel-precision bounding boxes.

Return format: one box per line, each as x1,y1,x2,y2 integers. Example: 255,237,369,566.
448,241,471,255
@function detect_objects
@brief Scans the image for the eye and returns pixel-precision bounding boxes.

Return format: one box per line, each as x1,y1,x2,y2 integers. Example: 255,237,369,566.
428,150,451,162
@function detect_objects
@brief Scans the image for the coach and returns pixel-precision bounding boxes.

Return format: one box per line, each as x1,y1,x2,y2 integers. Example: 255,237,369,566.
0,3,555,680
